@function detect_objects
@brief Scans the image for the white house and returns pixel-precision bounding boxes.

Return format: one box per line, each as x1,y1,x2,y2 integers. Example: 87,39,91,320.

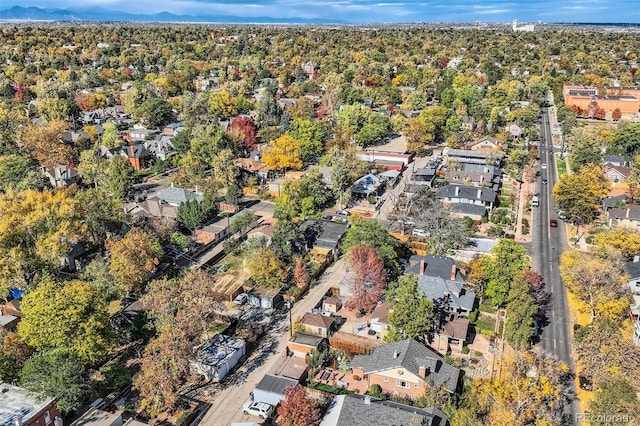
190,335,246,381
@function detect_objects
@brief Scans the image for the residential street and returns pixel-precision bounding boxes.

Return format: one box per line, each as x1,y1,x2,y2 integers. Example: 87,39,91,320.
196,258,348,425
530,106,579,423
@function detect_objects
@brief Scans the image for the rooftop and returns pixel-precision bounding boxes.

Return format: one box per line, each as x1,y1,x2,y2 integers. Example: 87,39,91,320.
193,335,245,368
254,374,297,395
154,186,203,206
301,312,335,329
70,408,121,426
0,383,56,426
289,332,325,347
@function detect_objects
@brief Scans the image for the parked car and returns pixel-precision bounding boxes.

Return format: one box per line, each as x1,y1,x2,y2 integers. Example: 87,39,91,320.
234,293,248,305
550,219,558,227
541,163,547,169
542,178,548,185
412,229,427,237
579,375,593,391
217,263,230,273
243,401,275,419
557,211,567,220
336,210,350,217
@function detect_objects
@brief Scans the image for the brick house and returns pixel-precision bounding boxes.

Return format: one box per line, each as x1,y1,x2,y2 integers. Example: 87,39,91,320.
349,339,461,399
0,383,61,426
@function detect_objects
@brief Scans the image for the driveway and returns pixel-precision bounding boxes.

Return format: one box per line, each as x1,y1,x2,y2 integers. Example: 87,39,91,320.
196,258,349,425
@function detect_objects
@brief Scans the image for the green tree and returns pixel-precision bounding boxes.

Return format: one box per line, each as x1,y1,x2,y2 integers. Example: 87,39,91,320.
256,84,280,127
211,148,239,186
483,239,530,307
0,154,46,191
177,199,210,230
385,274,434,341
225,183,243,206
18,279,114,363
101,121,121,148
77,149,109,188
505,272,538,349
81,259,121,302
20,349,89,412
139,97,173,128
106,155,134,201
106,227,162,294
589,380,638,426
608,124,640,157
553,164,609,226
288,119,325,162
248,247,289,288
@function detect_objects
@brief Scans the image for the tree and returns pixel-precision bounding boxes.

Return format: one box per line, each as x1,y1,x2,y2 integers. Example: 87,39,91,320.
77,149,109,187
612,108,622,121
230,211,257,234
18,279,114,363
594,228,640,259
76,187,127,245
225,183,243,206
343,218,401,278
101,121,121,148
470,349,571,425
177,199,210,231
385,274,434,342
569,138,603,171
248,247,289,288
228,115,257,152
19,121,74,168
288,119,325,162
211,148,239,186
106,155,134,201
81,258,121,302
139,97,173,128
575,318,640,392
505,272,538,349
609,124,640,157
483,239,530,307
553,164,609,226
209,90,238,119
262,134,303,171
38,97,71,122
346,244,387,315
20,349,89,413
106,227,162,294
256,84,280,127
589,380,637,426
293,257,310,289
0,154,46,191
559,250,628,322
276,384,322,426
0,189,86,294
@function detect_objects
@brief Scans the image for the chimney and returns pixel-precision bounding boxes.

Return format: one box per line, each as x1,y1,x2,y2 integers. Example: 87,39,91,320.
477,188,482,199
54,418,63,426
450,264,457,280
634,255,640,263
627,208,631,218
420,260,425,275
454,186,460,196
393,350,399,358
195,185,199,194
443,292,450,303
418,366,428,378
364,395,371,405
14,418,22,426
129,145,134,157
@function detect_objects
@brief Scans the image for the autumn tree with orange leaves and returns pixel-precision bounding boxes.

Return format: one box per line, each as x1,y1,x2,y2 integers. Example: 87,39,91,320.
346,244,387,316
276,384,322,426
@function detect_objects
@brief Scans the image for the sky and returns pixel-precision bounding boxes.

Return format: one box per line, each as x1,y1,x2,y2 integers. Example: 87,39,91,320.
5,0,640,23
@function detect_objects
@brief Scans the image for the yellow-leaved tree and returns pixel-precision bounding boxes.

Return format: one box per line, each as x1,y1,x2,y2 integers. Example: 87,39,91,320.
18,120,74,168
594,227,640,260
106,227,163,294
18,279,114,363
0,189,86,295
262,134,303,172
248,247,289,288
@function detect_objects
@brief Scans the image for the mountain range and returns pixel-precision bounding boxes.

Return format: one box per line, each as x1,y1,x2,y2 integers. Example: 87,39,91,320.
0,6,348,24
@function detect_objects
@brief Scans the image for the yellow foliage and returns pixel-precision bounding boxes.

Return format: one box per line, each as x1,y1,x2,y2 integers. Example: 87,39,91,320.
594,228,640,259
262,134,303,171
106,227,162,293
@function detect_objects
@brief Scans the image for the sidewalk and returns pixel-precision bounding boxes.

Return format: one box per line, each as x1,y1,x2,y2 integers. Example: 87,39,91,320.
515,179,533,243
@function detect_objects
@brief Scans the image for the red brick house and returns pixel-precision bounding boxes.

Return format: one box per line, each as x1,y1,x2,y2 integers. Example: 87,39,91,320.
349,339,460,399
0,383,61,426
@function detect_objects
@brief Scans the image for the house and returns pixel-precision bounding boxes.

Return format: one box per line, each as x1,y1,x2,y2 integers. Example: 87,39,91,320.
155,186,203,206
320,394,448,426
602,194,628,211
322,297,341,314
444,164,501,189
626,255,640,294
70,407,123,426
246,222,274,245
449,203,487,222
247,286,282,310
508,124,523,138
127,127,158,141
411,167,437,187
41,164,79,187
252,374,299,406
604,155,629,167
352,174,384,198
442,148,503,166
62,130,90,146
60,242,93,273
0,298,23,318
288,332,328,358
430,313,469,353
314,221,349,253
162,122,186,136
356,151,412,171
604,163,633,183
608,205,640,229
435,185,497,211
101,143,152,171
237,158,271,181
195,216,231,245
144,137,175,162
465,135,505,152
189,335,246,381
370,303,390,338
300,312,335,337
0,383,62,426
126,197,178,220
406,255,476,316
349,339,461,398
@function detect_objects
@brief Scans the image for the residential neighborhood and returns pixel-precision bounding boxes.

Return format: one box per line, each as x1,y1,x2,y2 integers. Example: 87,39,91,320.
0,14,639,426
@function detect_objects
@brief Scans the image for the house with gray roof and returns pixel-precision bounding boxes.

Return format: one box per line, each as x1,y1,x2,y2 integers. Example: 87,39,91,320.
252,374,298,407
0,383,61,426
444,163,501,189
608,205,640,229
442,147,503,166
320,394,447,426
350,339,461,398
154,186,203,206
435,184,497,211
189,334,246,381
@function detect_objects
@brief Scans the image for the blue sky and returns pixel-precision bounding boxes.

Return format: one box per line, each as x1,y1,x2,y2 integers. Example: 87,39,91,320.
6,0,640,22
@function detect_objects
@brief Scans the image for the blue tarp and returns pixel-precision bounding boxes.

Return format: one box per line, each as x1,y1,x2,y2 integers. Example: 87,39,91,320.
8,288,23,301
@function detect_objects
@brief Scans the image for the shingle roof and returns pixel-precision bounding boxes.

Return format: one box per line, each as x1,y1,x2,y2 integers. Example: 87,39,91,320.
301,313,335,329
350,339,460,393
625,260,640,280
254,374,297,395
155,187,203,206
449,203,488,217
610,205,640,221
435,185,497,203
417,276,476,312
320,394,448,426
405,255,464,281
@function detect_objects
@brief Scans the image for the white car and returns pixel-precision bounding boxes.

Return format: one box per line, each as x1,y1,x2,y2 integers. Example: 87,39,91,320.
233,293,248,305
412,229,427,238
243,401,275,419
541,163,547,169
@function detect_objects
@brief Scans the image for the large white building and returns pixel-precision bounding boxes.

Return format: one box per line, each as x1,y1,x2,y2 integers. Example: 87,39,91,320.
513,20,535,32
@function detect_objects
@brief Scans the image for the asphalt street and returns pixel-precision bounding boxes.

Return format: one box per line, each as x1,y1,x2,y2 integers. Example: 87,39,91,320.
531,107,579,423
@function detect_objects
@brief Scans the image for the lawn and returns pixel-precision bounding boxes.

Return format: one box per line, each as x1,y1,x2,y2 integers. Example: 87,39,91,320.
555,154,567,177
474,313,497,337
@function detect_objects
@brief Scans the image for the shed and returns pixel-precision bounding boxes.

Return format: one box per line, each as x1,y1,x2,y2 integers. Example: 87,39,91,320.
322,297,341,314
253,374,298,406
190,335,246,381
247,286,283,309
287,332,327,358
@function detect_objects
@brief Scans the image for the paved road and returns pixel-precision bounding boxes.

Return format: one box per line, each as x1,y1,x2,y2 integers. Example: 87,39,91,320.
197,258,348,426
531,106,579,423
